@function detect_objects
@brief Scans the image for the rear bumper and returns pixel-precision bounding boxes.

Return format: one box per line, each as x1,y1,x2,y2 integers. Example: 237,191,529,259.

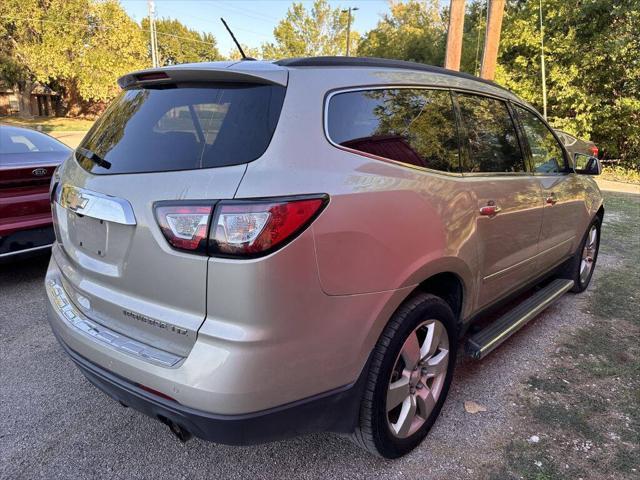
45,248,370,444
52,325,366,445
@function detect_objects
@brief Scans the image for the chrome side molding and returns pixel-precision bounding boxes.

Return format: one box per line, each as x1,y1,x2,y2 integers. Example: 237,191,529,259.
58,184,136,225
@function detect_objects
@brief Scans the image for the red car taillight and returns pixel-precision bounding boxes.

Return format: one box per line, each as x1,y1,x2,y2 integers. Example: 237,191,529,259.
155,204,213,253
154,195,328,257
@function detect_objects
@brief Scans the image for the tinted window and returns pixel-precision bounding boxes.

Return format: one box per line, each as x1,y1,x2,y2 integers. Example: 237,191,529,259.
328,89,460,172
515,106,565,173
77,83,286,174
0,127,68,155
456,94,524,173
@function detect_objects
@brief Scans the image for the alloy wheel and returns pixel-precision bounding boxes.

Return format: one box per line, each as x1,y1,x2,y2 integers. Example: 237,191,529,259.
579,225,598,285
386,319,449,439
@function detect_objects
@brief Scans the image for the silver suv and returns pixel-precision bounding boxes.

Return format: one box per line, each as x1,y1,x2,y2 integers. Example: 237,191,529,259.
46,57,603,458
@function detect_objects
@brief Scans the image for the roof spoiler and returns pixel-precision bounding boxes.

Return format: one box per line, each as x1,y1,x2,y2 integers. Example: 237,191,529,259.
118,64,288,89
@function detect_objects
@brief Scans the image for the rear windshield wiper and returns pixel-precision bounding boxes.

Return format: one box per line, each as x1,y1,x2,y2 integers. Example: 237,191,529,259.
76,147,111,169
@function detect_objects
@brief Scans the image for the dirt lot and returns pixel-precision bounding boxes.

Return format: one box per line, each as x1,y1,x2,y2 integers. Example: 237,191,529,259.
1,192,638,480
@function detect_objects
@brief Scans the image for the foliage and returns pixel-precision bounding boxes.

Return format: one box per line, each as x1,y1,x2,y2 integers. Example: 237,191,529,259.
0,0,222,113
261,0,358,59
358,0,445,65
227,44,262,61
495,0,640,166
0,0,148,110
77,1,148,102
600,165,640,185
141,17,220,66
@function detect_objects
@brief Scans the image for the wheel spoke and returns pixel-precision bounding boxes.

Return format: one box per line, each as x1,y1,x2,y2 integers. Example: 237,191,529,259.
422,321,444,359
580,259,588,276
423,349,449,377
401,332,421,370
416,389,437,419
394,395,417,437
387,375,410,412
589,227,597,249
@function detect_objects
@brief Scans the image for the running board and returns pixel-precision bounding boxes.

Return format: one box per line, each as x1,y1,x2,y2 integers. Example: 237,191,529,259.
466,279,575,360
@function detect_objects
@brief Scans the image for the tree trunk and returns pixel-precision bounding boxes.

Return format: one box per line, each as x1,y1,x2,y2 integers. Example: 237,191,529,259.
16,80,34,119
62,79,84,117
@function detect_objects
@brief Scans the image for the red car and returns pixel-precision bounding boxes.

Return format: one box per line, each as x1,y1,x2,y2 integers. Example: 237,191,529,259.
0,125,71,259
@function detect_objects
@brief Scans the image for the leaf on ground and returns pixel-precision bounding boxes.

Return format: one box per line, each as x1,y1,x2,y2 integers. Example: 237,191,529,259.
464,400,487,414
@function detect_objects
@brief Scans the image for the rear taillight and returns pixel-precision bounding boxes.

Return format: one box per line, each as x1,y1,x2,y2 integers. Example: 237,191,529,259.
590,145,599,157
211,196,327,257
155,204,213,253
154,195,327,257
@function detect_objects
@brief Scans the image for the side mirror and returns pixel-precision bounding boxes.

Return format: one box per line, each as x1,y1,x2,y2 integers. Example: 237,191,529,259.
574,153,602,175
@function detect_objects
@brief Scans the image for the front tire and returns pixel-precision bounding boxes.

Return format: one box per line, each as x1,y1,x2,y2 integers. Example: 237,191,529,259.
566,218,601,293
351,293,457,458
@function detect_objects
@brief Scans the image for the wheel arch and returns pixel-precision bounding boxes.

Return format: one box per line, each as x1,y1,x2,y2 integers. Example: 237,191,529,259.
399,256,473,324
411,272,465,323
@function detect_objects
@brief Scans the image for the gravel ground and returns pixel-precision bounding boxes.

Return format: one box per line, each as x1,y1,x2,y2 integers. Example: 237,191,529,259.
0,252,604,480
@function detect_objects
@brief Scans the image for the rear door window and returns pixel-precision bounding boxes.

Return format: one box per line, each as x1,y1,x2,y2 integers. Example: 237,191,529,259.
455,93,525,173
514,106,566,173
77,83,286,174
327,88,460,172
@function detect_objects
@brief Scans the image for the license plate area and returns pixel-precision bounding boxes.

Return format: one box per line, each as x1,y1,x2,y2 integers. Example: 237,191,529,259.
68,213,108,257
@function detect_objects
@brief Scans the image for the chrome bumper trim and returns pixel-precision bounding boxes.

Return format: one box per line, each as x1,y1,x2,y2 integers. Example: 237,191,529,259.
46,277,182,367
0,244,52,258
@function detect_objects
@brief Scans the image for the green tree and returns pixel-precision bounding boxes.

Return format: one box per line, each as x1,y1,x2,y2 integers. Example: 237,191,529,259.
227,44,262,61
261,0,358,59
0,0,148,115
358,0,446,65
141,17,220,66
496,0,640,164
77,1,148,103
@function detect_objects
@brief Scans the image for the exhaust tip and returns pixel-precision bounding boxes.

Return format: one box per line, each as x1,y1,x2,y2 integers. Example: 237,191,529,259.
158,415,193,443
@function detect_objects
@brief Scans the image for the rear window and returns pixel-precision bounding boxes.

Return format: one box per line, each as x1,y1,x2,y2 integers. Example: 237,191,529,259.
77,83,286,174
0,127,68,155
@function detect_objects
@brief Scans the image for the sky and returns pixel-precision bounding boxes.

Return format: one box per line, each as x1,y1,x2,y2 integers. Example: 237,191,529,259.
121,0,394,57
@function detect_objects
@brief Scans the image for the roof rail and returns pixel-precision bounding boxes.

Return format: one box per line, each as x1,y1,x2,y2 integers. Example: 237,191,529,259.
274,56,507,92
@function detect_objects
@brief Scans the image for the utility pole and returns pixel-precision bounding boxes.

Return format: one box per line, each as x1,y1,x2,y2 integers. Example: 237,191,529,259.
444,0,466,71
480,0,505,80
148,0,159,68
342,6,359,57
539,0,548,120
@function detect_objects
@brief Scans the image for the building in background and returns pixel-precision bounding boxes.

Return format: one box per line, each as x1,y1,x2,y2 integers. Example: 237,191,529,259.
0,82,60,117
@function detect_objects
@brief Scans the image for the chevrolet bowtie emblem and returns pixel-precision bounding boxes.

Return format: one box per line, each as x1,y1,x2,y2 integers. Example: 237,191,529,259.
62,187,89,211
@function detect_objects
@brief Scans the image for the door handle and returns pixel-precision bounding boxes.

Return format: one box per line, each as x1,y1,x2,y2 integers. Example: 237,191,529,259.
479,202,501,216
546,193,558,205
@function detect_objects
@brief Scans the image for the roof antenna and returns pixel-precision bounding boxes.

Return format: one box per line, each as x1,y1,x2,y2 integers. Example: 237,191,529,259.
220,17,254,60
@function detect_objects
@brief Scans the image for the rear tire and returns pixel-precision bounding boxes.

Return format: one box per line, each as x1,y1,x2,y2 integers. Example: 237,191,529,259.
350,293,457,458
564,217,601,293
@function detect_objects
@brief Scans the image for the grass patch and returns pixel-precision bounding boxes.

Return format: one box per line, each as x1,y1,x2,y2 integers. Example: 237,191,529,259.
527,375,569,394
488,440,580,480
0,115,94,132
531,401,601,440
